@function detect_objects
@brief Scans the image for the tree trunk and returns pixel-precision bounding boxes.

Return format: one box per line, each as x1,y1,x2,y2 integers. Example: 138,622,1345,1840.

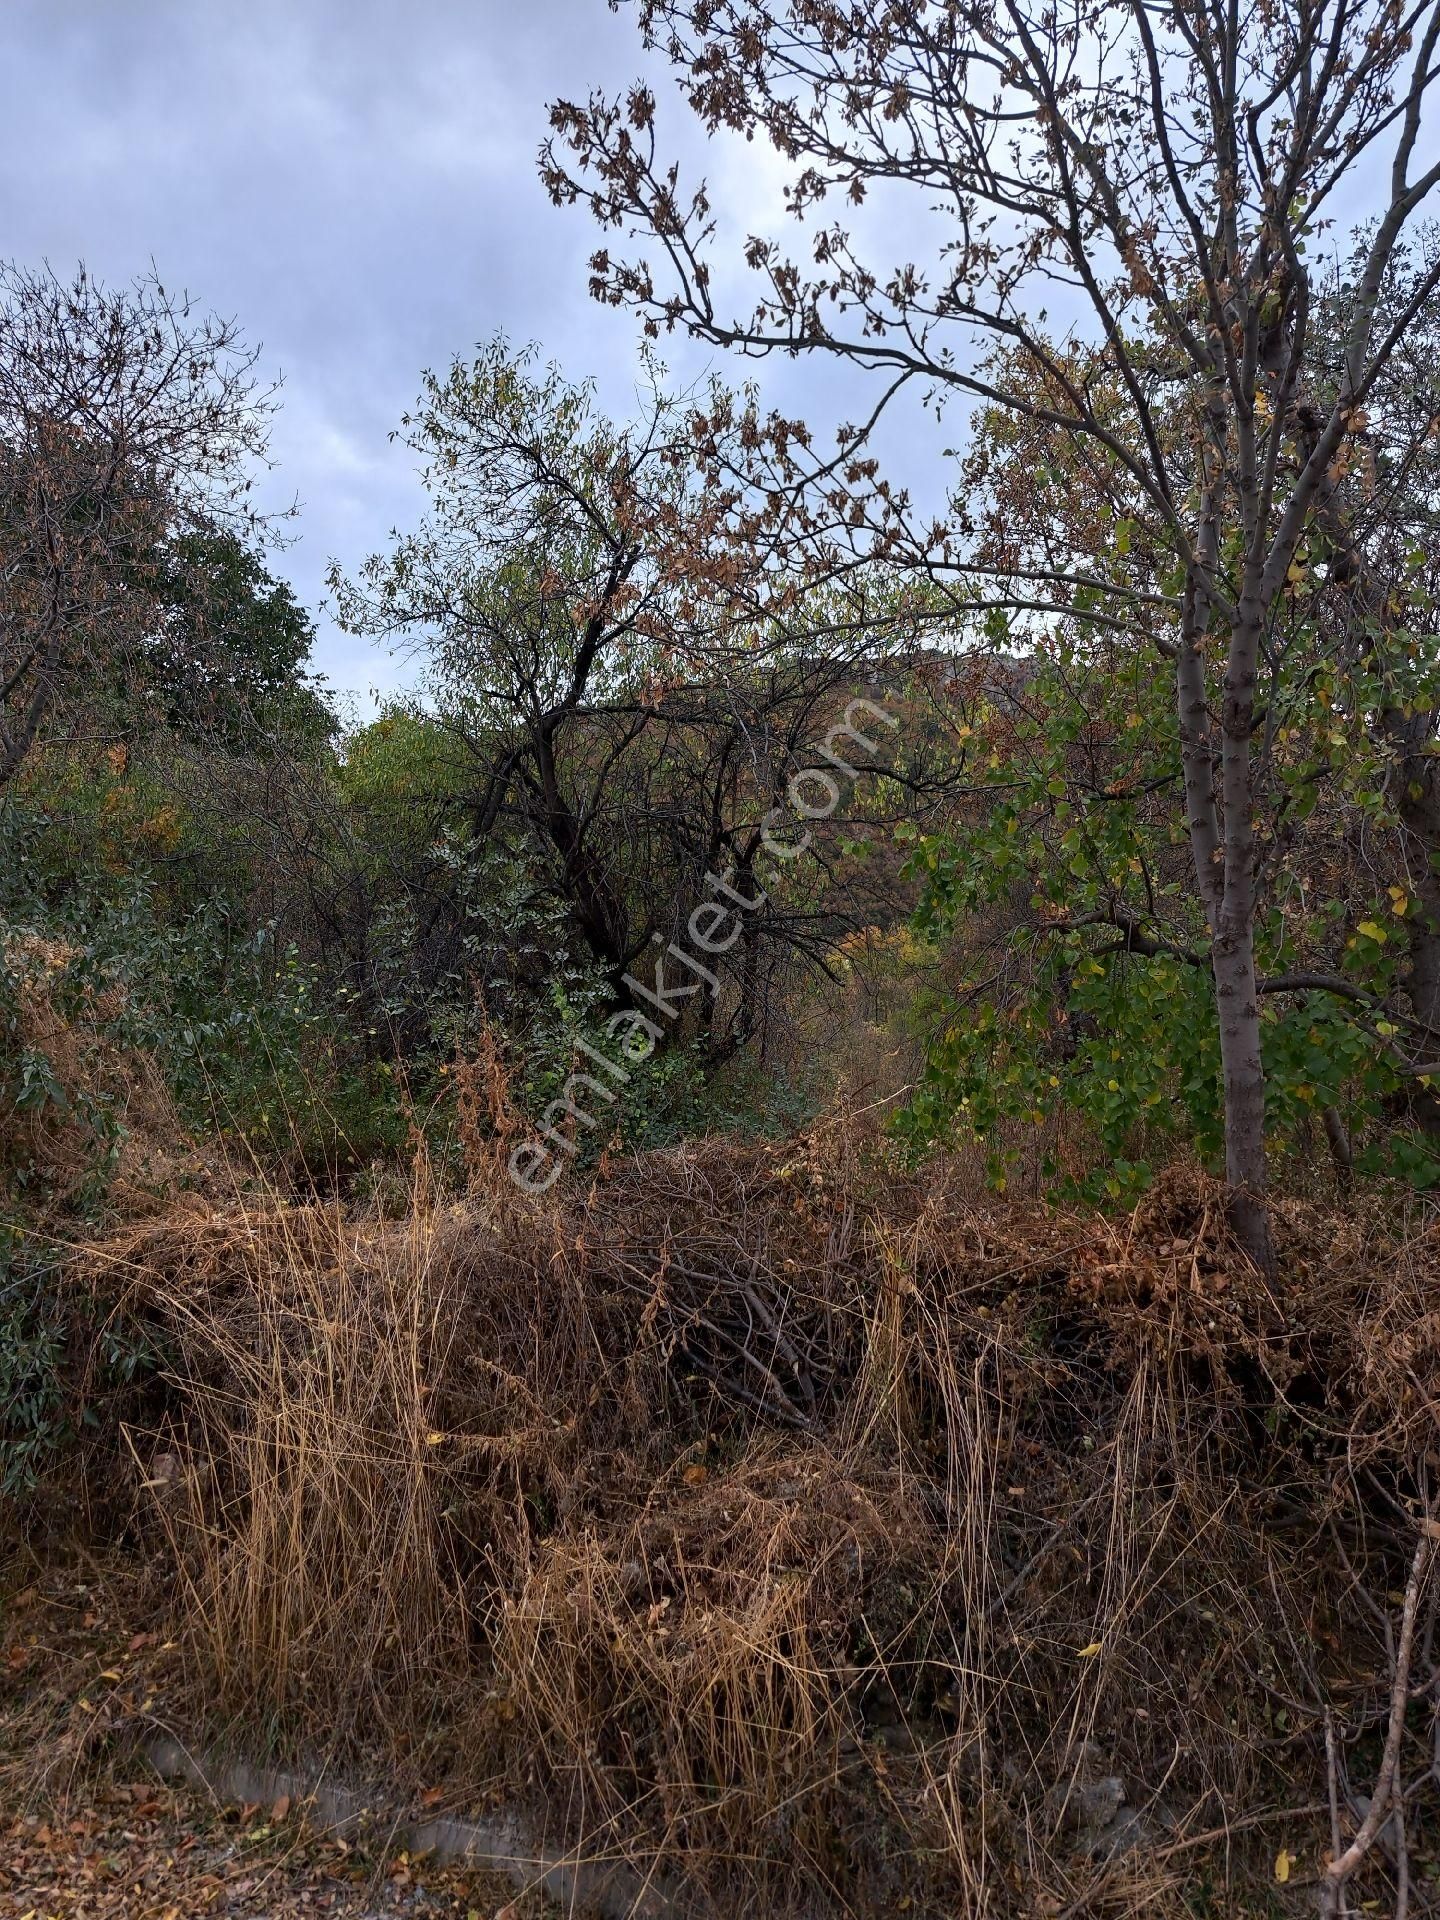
1211,911,1275,1272
1178,536,1277,1276
0,631,62,788
1321,1105,1354,1193
1216,591,1277,1278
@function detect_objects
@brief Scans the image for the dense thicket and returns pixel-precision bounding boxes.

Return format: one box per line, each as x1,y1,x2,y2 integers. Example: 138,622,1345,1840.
6,254,1440,1426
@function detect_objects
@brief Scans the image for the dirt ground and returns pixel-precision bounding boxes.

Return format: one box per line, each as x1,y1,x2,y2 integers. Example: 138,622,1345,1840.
2,1784,557,1920
0,1561,558,1920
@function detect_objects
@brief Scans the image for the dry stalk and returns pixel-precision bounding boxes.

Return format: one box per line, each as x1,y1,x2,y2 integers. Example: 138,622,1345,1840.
1321,1528,1433,1918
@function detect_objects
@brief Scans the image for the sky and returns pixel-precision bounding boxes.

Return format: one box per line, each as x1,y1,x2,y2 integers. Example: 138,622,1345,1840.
2,4,1418,722
3,0,926,717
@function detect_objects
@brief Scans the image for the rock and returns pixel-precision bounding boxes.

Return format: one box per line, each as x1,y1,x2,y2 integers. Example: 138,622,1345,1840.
1041,1741,1172,1859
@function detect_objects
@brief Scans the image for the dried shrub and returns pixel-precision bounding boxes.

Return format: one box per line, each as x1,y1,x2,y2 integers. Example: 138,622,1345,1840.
73,1118,1440,1915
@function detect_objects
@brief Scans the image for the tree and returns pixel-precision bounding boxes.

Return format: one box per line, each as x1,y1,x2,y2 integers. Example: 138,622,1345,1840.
0,261,275,786
331,339,949,1063
136,523,333,752
893,255,1440,1196
544,0,1440,1266
1305,237,1440,1061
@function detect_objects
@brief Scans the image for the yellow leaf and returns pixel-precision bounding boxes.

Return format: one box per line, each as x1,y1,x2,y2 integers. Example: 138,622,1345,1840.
425,1431,446,1446
98,1669,122,1681
1357,920,1387,942
1389,888,1409,915
1076,1641,1103,1658
1275,1847,1292,1884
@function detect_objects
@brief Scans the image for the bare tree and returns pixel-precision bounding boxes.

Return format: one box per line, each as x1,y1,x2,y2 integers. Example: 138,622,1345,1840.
0,261,275,786
544,0,1440,1267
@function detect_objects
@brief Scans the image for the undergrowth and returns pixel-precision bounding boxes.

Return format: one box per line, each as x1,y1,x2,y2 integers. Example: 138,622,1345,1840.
46,1096,1440,1918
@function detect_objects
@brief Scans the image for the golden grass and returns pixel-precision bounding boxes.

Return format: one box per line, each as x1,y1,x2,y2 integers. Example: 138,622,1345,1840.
68,1116,1440,1916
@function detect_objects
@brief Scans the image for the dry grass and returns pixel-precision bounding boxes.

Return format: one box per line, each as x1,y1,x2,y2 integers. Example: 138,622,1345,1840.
66,1112,1440,1916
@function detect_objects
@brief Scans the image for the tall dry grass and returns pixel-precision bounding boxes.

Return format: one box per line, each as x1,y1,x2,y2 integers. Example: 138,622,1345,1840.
74,1111,1440,1916
138,1170,469,1709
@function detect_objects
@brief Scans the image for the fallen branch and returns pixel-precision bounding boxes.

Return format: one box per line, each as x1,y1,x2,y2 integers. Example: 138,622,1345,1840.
1320,1528,1433,1917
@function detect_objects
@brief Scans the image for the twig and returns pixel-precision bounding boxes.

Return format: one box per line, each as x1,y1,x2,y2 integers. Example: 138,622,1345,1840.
1152,1801,1328,1858
1321,1531,1432,1917
1325,1708,1343,1867
1394,1747,1410,1920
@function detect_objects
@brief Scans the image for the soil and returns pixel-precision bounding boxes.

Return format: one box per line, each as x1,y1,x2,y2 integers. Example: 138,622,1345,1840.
0,1561,558,1920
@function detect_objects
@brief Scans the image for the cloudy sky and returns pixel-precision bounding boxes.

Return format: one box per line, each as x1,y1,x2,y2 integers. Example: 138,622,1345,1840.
4,0,924,714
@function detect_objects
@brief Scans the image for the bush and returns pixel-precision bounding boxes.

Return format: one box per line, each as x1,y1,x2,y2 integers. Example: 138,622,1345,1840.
0,1230,162,1501
0,1234,67,1498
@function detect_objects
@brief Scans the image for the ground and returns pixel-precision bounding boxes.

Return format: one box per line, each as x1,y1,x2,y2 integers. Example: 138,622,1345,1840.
2,1782,554,1920
0,1560,557,1920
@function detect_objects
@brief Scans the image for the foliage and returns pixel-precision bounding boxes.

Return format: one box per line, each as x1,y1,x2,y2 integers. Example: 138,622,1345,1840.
133,523,334,751
545,0,1440,1264
0,1233,68,1497
894,640,1440,1199
331,339,949,1062
0,786,414,1186
0,1229,161,1499
887,252,1440,1200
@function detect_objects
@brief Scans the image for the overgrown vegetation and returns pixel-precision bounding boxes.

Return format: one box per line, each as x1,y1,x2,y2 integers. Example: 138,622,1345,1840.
5,1,1440,1910
53,1117,1440,1915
